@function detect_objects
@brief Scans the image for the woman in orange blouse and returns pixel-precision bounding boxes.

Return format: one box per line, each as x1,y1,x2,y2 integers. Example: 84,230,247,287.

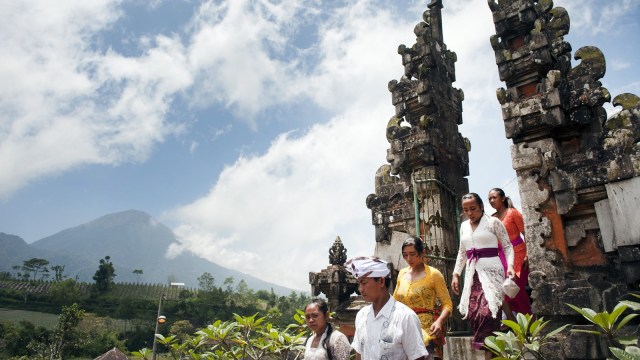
488,188,532,316
393,236,453,360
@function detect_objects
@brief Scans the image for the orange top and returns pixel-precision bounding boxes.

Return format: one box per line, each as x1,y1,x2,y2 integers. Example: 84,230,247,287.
502,207,525,241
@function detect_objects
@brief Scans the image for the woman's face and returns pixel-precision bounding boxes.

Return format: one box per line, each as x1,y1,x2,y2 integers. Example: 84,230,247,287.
462,197,483,223
402,244,423,268
488,190,505,211
304,303,327,335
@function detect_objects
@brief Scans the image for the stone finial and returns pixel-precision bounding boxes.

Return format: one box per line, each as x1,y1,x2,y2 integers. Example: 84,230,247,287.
329,236,347,265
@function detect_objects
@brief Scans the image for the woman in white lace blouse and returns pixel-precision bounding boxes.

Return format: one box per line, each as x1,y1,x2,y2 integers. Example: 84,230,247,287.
451,193,515,360
303,298,351,360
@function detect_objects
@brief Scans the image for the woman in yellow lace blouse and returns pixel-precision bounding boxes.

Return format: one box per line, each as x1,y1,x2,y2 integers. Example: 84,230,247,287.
393,236,453,360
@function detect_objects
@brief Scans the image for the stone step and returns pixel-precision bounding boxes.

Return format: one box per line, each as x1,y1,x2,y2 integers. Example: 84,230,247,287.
443,336,486,360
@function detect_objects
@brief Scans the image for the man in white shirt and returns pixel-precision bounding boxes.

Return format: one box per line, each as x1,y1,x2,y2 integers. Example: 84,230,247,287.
346,256,429,360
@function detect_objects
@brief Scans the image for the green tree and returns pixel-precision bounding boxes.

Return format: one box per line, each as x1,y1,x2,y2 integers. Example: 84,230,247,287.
51,265,66,281
197,272,215,291
93,256,116,293
49,303,85,359
50,279,84,306
22,257,50,280
133,269,144,282
115,297,140,333
0,320,51,358
169,320,194,342
224,276,234,293
11,264,22,278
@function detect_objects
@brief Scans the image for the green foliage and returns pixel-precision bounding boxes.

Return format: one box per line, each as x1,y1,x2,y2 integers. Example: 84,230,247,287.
49,303,86,359
170,320,195,342
50,265,66,282
610,346,640,360
567,293,640,360
49,279,85,306
131,347,152,359
484,313,569,360
0,276,310,358
198,272,216,292
22,258,50,281
93,256,117,293
135,313,308,360
0,320,51,358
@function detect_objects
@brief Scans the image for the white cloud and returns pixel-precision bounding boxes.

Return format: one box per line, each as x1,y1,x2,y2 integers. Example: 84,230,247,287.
164,0,523,290
211,124,233,142
185,0,314,124
2,0,637,290
167,0,418,290
0,1,191,198
166,0,640,290
611,59,631,71
0,0,312,198
561,0,639,35
168,104,397,289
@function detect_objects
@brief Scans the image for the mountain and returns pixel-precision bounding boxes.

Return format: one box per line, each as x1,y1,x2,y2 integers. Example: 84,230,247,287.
1,210,295,295
0,232,90,278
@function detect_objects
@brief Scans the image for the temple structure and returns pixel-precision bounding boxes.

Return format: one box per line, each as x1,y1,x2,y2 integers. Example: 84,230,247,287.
309,0,639,358
488,0,640,358
310,0,471,336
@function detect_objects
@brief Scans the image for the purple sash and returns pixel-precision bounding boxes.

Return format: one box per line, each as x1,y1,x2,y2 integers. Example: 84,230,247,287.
466,247,499,264
511,235,524,246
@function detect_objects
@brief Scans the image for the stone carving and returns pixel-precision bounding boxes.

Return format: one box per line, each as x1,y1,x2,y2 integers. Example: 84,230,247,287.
488,0,639,358
367,0,470,333
329,236,347,266
308,238,359,337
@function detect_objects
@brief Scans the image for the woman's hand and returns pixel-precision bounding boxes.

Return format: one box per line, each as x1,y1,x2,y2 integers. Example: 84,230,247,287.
507,265,515,279
451,274,460,295
429,320,444,337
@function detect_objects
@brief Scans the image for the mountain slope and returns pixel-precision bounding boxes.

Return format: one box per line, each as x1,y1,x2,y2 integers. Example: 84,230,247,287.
5,210,294,294
0,232,93,278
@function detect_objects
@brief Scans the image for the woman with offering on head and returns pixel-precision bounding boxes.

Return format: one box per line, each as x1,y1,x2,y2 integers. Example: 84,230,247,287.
451,193,515,360
393,236,453,360
488,188,532,317
303,298,351,360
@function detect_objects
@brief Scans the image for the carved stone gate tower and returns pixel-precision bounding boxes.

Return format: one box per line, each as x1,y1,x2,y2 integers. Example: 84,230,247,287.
488,0,640,358
309,0,471,337
365,0,469,333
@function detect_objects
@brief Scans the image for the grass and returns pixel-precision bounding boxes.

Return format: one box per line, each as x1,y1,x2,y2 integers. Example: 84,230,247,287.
0,307,59,329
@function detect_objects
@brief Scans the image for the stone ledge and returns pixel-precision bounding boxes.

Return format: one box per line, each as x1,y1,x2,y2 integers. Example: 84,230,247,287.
443,336,485,360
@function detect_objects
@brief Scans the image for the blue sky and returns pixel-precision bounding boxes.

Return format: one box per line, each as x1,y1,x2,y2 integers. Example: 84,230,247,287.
1,0,638,291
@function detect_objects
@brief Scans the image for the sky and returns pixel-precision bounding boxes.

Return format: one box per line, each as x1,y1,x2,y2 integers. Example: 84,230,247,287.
0,0,638,291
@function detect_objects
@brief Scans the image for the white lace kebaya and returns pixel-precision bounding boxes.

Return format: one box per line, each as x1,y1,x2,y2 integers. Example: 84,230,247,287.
304,325,351,360
453,214,514,319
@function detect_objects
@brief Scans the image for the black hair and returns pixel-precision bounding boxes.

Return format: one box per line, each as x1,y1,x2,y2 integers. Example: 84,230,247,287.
489,187,514,208
371,277,392,289
305,298,334,360
462,192,484,213
402,235,424,254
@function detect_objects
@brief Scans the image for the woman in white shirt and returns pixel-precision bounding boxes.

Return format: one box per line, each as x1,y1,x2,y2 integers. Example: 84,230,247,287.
451,193,515,360
304,298,351,360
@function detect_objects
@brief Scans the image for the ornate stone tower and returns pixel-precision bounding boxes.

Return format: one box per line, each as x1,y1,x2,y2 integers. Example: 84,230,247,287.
488,0,640,358
365,0,470,332
308,236,360,337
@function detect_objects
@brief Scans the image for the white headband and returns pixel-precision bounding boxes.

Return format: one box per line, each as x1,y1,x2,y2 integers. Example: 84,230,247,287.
345,256,390,279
